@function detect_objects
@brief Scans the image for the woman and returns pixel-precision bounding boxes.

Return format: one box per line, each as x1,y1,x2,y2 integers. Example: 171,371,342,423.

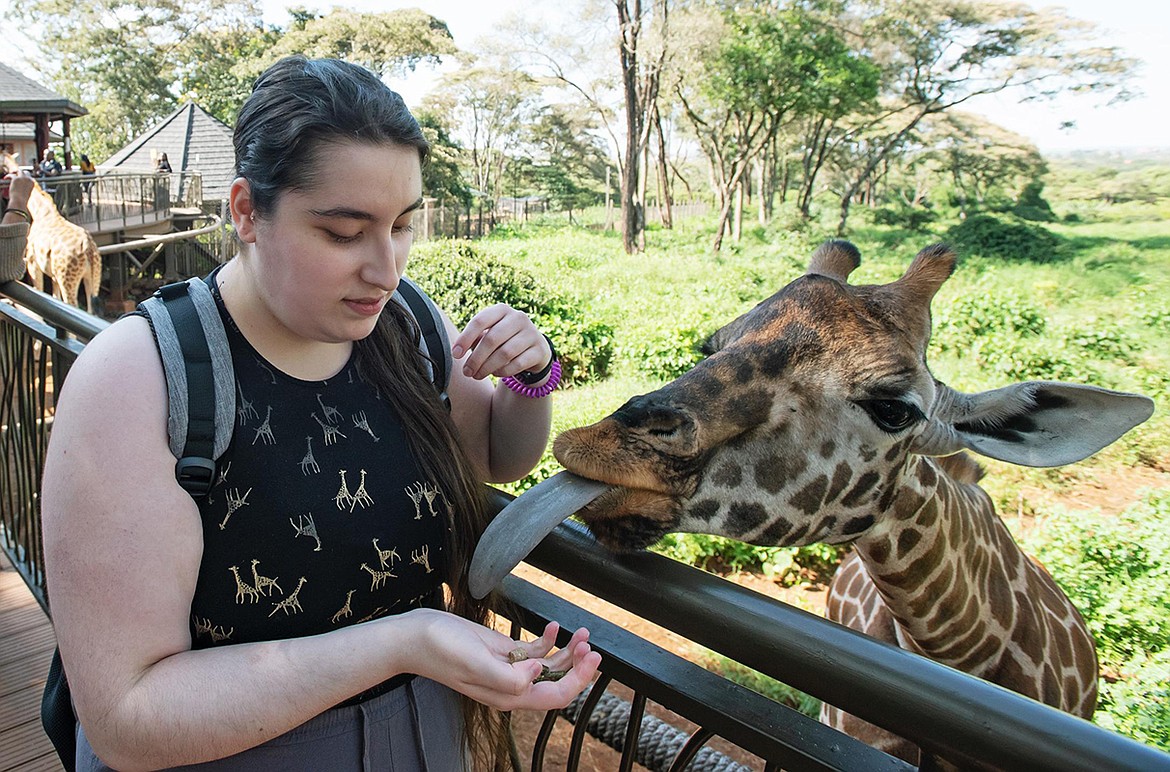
41,56,599,771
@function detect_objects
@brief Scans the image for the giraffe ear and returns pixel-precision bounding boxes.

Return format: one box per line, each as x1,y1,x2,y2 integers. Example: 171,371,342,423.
925,382,1154,468
806,240,861,283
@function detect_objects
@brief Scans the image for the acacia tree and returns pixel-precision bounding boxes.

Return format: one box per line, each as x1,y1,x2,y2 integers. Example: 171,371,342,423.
425,63,540,215
927,112,1047,218
831,0,1136,234
244,7,457,81
675,3,870,252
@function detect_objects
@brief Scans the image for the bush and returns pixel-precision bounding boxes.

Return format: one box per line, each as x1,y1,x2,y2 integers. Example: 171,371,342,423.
945,214,1063,261
872,204,938,231
1062,321,1139,365
618,324,708,380
410,240,614,385
932,290,1047,353
1021,491,1170,749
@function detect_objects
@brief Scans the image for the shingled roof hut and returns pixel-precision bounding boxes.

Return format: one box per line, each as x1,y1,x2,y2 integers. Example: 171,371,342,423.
103,101,235,205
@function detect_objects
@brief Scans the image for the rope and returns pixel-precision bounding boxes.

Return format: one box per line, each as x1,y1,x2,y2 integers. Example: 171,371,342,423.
560,691,754,772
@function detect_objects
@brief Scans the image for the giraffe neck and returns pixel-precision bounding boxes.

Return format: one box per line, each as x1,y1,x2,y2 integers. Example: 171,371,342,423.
852,457,1034,672
26,185,62,223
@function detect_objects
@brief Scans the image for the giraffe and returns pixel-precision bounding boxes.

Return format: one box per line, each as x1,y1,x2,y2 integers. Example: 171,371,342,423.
250,559,283,597
551,241,1154,764
268,577,307,617
227,565,260,605
372,538,399,570
22,179,102,312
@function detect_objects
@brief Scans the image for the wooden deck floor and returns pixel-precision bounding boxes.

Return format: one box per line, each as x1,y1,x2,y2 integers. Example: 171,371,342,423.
0,552,62,772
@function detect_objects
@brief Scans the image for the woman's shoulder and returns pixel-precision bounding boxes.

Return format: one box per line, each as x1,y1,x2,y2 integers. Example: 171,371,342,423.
65,314,166,405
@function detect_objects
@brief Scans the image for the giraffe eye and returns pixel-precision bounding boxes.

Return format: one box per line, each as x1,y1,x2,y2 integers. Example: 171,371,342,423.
858,399,923,433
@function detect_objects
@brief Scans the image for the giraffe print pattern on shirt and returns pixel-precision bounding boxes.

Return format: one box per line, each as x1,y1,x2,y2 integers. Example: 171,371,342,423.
187,275,450,649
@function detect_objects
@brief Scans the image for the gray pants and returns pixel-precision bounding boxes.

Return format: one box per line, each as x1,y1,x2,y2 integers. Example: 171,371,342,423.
76,677,468,771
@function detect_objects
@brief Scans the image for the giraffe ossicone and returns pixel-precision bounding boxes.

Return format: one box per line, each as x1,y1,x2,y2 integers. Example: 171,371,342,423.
538,240,1151,762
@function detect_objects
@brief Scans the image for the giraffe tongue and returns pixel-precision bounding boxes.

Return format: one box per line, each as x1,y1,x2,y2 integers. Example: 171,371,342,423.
469,471,611,599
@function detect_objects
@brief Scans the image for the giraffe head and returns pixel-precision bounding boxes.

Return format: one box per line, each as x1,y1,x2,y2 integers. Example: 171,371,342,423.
553,241,1154,551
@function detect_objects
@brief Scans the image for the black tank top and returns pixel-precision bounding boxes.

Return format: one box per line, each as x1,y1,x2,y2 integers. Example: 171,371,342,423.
188,287,448,648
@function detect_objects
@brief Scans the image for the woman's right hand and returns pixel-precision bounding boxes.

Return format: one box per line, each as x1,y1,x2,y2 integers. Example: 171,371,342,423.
5,171,33,211
399,610,601,711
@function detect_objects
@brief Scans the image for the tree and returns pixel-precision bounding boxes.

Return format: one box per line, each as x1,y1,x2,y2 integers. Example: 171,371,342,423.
524,104,609,221
425,63,540,216
15,1,458,161
674,3,870,252
14,0,263,159
929,112,1047,218
831,0,1137,234
246,7,457,81
613,0,669,254
413,110,473,208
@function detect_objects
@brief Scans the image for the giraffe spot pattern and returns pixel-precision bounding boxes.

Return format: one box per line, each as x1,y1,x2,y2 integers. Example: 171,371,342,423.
789,474,828,516
710,462,742,488
753,453,805,494
726,502,769,534
688,499,721,521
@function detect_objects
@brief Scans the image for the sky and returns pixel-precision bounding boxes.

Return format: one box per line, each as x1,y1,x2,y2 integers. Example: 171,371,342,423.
6,0,1168,154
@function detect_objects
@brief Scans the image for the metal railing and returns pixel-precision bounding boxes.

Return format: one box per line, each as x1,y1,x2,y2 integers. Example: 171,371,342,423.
34,171,204,234
2,281,1169,770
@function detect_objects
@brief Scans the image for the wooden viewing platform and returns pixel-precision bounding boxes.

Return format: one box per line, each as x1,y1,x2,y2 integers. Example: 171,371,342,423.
0,551,61,771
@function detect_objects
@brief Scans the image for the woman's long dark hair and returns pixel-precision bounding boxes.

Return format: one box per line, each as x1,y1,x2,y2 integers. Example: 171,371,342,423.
234,55,508,770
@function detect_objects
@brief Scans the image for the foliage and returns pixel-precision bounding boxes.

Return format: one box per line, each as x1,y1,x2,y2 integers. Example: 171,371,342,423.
825,0,1136,232
944,214,1063,261
673,2,880,251
619,324,707,381
932,285,1047,352
654,534,847,587
694,650,822,718
408,240,614,387
1013,181,1057,222
13,0,264,158
251,7,457,80
12,1,459,161
1021,491,1170,748
415,110,474,207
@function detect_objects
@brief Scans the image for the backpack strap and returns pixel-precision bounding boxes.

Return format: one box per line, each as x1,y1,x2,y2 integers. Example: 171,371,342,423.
138,277,235,496
393,276,452,406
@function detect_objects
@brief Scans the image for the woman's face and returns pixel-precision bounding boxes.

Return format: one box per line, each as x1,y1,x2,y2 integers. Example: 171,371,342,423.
236,140,423,346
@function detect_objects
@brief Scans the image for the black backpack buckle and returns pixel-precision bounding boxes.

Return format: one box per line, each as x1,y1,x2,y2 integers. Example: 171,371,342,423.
176,456,216,497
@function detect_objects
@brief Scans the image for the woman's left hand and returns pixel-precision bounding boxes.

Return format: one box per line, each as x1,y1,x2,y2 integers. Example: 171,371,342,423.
451,304,551,381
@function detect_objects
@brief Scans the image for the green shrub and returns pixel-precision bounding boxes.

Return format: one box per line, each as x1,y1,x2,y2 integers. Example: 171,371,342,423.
970,333,1103,384
1021,491,1170,749
1096,650,1170,749
872,204,938,231
619,325,708,380
945,214,1063,261
410,240,614,385
695,650,822,717
653,533,847,587
932,290,1047,353
1062,321,1139,365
